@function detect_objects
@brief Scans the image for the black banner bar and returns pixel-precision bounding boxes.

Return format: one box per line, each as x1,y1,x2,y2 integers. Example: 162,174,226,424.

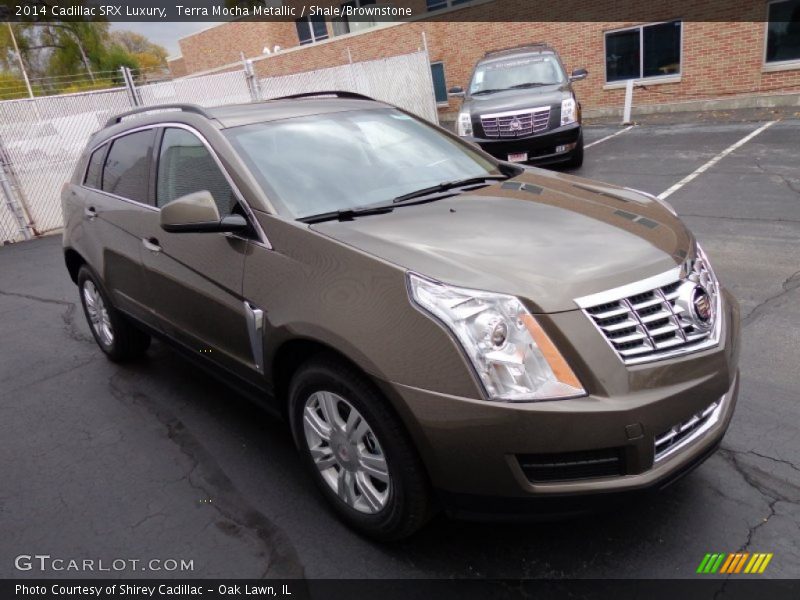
3,579,800,600
0,0,786,23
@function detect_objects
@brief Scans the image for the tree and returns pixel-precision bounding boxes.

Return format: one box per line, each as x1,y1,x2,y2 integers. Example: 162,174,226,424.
110,30,169,80
0,18,170,94
0,71,32,100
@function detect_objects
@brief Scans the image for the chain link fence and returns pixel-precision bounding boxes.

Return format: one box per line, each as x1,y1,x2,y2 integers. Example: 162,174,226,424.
138,70,253,108
0,88,131,240
0,50,438,245
259,51,438,124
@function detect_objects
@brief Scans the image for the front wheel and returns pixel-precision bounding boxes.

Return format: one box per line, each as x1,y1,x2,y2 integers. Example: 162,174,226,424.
289,356,433,540
78,265,150,362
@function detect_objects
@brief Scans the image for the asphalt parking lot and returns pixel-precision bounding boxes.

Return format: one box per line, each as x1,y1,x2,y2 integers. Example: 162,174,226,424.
1,112,799,580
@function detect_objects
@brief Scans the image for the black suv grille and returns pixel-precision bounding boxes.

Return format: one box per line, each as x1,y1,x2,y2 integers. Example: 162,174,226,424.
517,447,626,483
480,107,550,138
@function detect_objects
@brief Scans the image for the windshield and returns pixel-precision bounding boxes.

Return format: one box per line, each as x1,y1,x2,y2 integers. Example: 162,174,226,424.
224,108,499,219
469,55,565,95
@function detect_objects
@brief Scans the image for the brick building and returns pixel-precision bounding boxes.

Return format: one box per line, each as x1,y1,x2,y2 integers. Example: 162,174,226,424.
167,0,800,118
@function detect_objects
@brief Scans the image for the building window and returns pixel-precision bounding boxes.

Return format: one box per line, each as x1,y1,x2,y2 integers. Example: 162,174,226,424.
605,21,682,82
296,15,328,45
426,0,471,12
332,0,379,36
766,0,800,64
430,62,448,104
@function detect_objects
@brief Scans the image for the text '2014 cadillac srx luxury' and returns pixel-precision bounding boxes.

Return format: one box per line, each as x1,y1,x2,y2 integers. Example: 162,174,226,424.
62,93,740,540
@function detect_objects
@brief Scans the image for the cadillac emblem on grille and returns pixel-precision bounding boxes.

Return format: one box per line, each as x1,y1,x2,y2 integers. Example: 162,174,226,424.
509,117,522,131
676,282,714,332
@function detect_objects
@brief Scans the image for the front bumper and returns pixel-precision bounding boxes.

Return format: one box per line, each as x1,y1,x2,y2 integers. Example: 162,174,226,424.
465,122,582,165
378,289,740,515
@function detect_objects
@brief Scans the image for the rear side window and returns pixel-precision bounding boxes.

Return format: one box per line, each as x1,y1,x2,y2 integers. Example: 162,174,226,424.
156,128,236,215
102,130,155,204
84,146,106,189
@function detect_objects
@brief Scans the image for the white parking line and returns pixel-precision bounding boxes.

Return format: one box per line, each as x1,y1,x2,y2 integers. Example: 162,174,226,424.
657,121,777,200
585,125,635,149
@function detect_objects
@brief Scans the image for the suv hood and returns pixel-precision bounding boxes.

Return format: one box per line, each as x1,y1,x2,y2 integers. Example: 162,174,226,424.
463,83,568,116
311,170,694,313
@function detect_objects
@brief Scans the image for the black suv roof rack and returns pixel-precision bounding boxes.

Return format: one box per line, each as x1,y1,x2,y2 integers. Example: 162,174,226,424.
483,43,553,58
105,104,212,128
270,91,375,102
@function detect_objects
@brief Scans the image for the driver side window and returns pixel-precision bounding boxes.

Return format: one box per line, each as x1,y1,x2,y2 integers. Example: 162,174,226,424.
156,128,237,216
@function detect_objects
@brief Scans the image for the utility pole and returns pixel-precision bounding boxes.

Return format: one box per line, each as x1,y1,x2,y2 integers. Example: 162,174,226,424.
6,22,34,99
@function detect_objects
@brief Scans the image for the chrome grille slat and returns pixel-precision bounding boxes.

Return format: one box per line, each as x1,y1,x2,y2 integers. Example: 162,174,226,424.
647,323,680,336
654,399,722,461
591,306,629,319
578,254,722,365
630,297,663,310
639,310,674,324
598,319,641,333
609,331,648,344
480,107,551,138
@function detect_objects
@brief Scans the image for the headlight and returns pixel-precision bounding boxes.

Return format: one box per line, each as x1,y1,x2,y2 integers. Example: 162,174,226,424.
560,96,577,126
457,111,473,137
408,273,585,402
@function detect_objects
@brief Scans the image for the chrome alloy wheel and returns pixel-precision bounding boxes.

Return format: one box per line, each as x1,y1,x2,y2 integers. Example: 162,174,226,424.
302,391,391,514
82,280,114,346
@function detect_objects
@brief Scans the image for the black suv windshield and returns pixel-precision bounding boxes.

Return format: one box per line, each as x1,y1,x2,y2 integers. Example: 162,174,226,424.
224,108,500,219
469,55,565,95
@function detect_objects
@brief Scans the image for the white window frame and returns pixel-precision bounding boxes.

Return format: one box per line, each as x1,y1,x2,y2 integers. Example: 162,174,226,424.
603,20,683,86
426,0,473,12
429,61,450,106
296,16,329,45
763,0,800,72
333,0,382,37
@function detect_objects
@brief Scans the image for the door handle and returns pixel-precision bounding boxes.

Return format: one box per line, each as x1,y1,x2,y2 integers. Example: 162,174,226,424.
142,237,161,253
84,206,97,220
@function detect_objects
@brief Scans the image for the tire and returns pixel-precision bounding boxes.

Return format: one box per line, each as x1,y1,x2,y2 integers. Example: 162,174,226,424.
289,355,433,541
564,134,584,168
77,265,151,362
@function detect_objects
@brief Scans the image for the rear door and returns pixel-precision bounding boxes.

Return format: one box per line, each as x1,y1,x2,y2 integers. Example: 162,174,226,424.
83,128,158,323
140,126,257,383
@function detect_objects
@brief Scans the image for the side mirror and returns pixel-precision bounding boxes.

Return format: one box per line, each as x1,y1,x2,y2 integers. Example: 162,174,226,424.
448,86,465,98
569,68,588,82
160,191,249,234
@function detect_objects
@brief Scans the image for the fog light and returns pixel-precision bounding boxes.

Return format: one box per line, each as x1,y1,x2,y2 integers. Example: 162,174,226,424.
556,143,576,154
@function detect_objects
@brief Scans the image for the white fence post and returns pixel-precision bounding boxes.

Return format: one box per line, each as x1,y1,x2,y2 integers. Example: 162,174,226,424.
421,32,440,126
622,79,634,125
0,159,32,241
242,58,261,102
121,67,142,107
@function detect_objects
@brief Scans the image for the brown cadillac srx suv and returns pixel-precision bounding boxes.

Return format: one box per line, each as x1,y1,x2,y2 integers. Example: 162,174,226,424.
62,93,740,540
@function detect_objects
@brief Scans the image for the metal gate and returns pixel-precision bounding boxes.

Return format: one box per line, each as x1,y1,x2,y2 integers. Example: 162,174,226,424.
0,49,439,244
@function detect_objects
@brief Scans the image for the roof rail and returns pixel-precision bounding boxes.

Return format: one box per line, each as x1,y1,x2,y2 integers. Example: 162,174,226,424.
483,43,552,58
270,91,375,102
105,104,213,128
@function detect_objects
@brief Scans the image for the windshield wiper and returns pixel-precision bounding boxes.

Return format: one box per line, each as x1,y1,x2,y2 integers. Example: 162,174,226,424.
471,88,505,96
393,175,509,204
509,82,551,89
298,205,394,224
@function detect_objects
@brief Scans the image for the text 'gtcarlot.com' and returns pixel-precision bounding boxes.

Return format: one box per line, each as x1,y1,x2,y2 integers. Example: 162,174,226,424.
14,554,194,572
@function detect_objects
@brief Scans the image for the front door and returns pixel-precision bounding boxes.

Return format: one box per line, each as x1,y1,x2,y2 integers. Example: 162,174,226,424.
140,126,257,383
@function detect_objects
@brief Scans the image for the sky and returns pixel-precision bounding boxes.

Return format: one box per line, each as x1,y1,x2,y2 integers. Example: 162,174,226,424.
109,22,223,57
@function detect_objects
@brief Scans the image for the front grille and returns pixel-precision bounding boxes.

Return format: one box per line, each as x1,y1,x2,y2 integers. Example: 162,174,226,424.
577,253,721,365
481,107,550,138
517,447,626,483
655,401,720,462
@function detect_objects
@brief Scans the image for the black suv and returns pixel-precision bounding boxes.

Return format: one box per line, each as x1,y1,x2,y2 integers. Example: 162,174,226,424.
449,44,587,167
